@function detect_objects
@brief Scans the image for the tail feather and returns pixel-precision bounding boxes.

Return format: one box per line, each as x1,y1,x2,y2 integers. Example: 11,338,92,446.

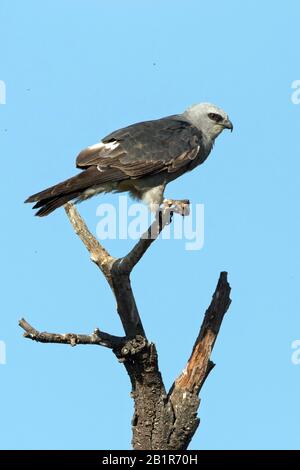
25,168,96,216
25,174,85,216
34,192,81,217
25,166,126,216
25,172,90,204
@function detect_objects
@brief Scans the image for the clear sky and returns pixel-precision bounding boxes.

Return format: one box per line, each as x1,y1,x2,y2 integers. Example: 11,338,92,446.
1,0,300,450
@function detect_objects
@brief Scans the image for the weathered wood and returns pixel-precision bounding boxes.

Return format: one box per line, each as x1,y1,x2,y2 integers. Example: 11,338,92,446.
20,202,232,450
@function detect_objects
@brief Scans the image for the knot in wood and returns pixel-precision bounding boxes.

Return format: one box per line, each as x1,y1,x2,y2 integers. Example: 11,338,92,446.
119,335,147,358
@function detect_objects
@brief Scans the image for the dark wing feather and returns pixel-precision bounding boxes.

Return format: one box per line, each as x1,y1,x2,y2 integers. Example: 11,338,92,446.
76,116,203,178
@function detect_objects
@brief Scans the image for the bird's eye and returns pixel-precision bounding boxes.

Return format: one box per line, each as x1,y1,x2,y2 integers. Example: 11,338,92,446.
208,113,223,123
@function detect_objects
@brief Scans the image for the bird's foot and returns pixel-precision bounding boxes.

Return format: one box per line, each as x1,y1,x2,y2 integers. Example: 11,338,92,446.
163,199,190,216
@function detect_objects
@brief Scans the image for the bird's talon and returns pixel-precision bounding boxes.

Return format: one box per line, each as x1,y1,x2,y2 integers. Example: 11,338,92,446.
163,199,190,216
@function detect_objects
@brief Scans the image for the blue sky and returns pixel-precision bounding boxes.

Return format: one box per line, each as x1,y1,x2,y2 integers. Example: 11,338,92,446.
1,0,300,450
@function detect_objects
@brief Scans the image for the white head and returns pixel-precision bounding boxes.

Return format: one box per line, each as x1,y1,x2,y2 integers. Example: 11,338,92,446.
183,102,233,141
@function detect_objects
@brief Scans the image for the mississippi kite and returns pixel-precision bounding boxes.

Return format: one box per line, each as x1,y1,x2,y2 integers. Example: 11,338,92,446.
26,103,233,216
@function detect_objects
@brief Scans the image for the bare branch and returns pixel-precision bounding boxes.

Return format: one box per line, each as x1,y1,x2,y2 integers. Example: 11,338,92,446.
110,269,146,337
19,318,124,349
63,201,191,338
64,202,114,284
22,198,232,450
120,208,171,273
64,202,145,337
109,202,191,336
121,200,190,273
172,271,231,395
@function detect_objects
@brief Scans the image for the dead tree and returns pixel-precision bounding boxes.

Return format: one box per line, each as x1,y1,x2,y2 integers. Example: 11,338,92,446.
20,201,231,450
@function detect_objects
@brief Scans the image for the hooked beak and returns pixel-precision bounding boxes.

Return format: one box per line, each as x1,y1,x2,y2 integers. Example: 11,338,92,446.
223,118,233,132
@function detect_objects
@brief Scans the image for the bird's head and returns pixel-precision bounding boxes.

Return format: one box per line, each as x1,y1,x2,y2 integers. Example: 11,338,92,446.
183,102,233,141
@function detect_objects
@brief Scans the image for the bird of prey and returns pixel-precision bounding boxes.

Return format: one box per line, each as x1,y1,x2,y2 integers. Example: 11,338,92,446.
25,103,233,216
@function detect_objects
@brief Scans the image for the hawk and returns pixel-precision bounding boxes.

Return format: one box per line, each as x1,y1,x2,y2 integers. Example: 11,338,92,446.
25,103,233,216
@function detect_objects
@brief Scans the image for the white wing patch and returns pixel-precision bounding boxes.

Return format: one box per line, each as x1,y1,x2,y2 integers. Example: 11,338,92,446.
76,140,120,168
86,140,119,153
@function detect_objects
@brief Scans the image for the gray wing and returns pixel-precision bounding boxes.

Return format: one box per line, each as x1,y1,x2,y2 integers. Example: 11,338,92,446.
25,116,205,216
76,116,204,179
